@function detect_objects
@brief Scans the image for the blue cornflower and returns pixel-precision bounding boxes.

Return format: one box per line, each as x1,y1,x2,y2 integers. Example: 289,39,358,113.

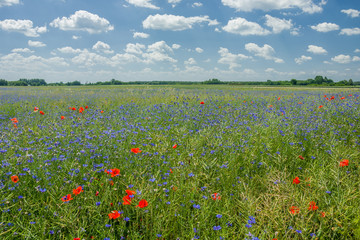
216,214,222,218
193,204,200,209
124,217,130,222
96,202,101,206
213,225,221,231
156,234,162,237
310,233,316,237
326,191,331,194
296,230,302,234
105,224,111,227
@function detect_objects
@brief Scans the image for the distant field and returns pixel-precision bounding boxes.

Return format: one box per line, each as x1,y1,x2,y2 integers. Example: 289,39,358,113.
0,86,359,239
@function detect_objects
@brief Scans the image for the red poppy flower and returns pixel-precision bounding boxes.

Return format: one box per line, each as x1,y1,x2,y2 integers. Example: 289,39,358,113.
126,189,136,196
172,144,177,149
293,177,300,185
123,195,132,205
340,97,345,100
211,193,221,200
330,96,335,100
96,191,99,196
308,201,318,211
10,118,18,123
110,168,120,177
131,148,141,154
39,111,45,115
61,116,65,120
100,110,104,113
34,107,39,112
268,105,273,108
73,186,83,195
72,107,76,111
85,106,88,109
79,107,84,113
318,105,323,108
289,206,300,215
339,159,349,167
61,194,73,202
200,101,204,104
11,175,19,183
169,168,173,173
277,97,281,100
74,238,81,240
320,211,326,217
298,155,304,160
108,210,121,219
136,199,148,208
109,180,114,186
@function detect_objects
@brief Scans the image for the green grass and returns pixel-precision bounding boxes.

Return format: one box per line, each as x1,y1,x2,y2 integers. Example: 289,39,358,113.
0,85,359,239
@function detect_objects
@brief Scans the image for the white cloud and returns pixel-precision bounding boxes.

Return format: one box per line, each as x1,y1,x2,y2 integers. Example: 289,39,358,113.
264,14,293,34
50,10,114,34
341,9,360,18
331,54,351,64
168,0,181,7
245,43,284,63
0,19,47,37
353,56,360,62
28,40,46,47
72,35,81,40
125,0,159,9
72,49,112,67
355,49,360,53
339,28,360,36
195,47,203,53
310,22,339,32
218,47,250,69
192,2,203,7
221,0,326,14
143,14,219,31
142,41,177,63
133,32,150,38
307,45,327,54
11,48,34,53
184,57,196,65
124,43,146,55
223,17,270,36
172,44,181,49
92,41,114,54
0,0,19,7
57,46,82,54
111,53,141,65
295,55,312,64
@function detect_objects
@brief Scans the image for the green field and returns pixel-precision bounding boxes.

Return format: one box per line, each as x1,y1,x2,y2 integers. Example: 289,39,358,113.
0,85,359,239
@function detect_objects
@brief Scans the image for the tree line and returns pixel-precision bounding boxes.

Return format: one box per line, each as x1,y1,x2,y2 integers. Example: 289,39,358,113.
0,76,358,86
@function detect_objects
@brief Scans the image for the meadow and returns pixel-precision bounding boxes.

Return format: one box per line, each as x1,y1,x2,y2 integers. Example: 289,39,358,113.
0,85,359,240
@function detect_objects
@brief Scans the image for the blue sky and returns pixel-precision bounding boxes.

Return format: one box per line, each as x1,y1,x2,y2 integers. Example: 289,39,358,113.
0,0,359,83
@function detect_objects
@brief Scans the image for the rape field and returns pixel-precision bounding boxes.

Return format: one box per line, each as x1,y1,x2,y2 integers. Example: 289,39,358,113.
0,85,359,240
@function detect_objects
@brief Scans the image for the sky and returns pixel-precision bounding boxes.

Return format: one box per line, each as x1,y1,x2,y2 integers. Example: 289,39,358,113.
0,0,359,83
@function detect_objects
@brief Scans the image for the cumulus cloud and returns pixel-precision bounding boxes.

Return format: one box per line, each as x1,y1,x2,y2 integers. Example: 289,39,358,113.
143,14,219,31
172,44,181,49
125,0,159,9
57,46,83,54
339,28,360,36
28,40,46,47
223,17,270,36
295,55,312,64
50,10,114,34
341,9,360,18
72,49,112,67
0,0,19,7
353,56,360,62
192,2,203,7
331,54,351,64
92,41,113,54
11,48,34,53
184,57,196,65
142,41,177,63
195,47,203,53
307,45,327,54
221,0,326,14
0,19,47,37
245,43,284,63
264,14,293,34
310,22,339,32
133,32,149,38
168,0,181,7
124,43,146,55
355,49,360,53
218,47,250,69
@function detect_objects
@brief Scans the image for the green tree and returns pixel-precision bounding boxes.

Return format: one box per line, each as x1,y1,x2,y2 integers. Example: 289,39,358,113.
290,79,297,85
0,79,8,86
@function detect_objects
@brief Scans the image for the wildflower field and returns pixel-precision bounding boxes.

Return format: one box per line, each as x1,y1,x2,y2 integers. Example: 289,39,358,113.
0,85,359,240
